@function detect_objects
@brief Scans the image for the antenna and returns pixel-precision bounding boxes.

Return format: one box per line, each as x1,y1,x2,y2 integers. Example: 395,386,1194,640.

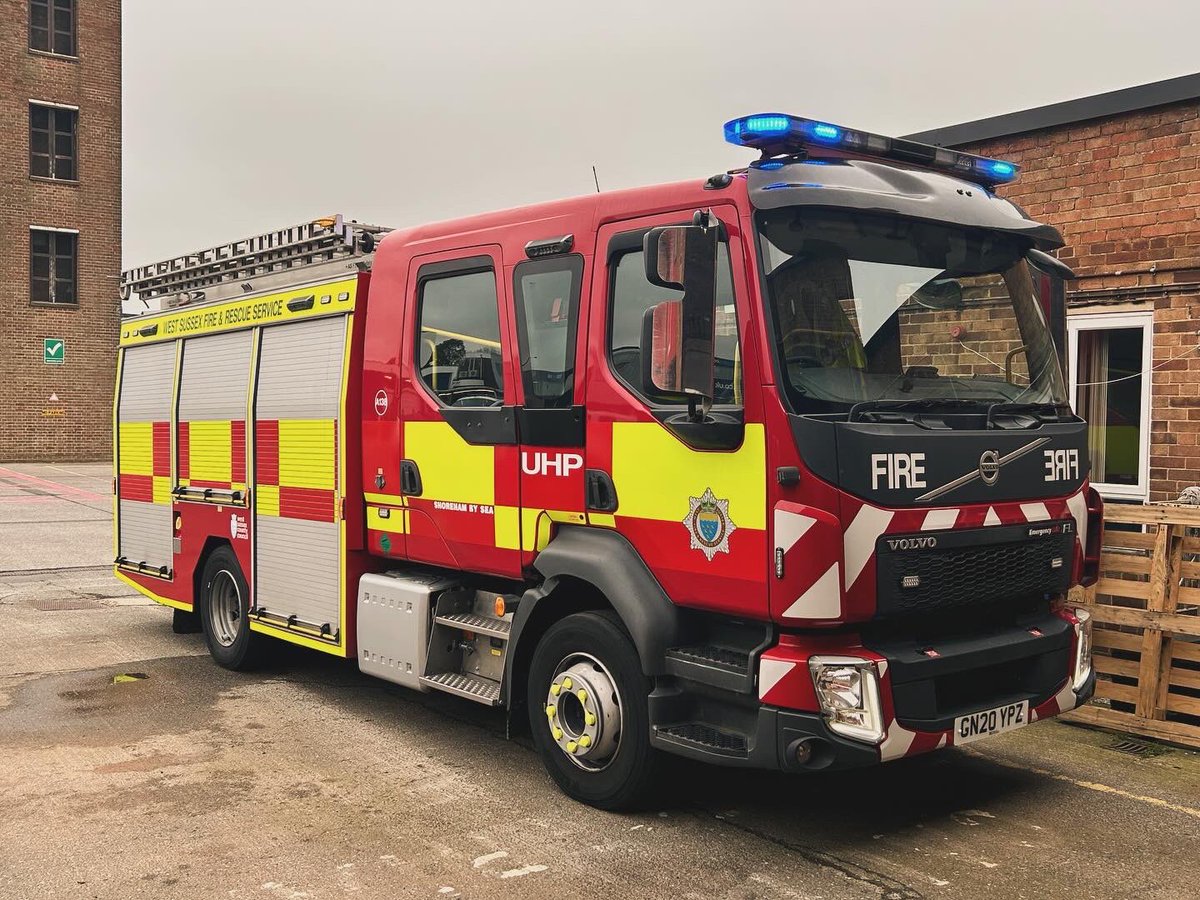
592,165,601,193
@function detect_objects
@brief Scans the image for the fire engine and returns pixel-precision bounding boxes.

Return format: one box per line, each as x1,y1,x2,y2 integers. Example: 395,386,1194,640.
115,114,1102,809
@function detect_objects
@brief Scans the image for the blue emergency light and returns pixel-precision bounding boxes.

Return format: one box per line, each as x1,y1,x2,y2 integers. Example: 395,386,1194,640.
723,113,1020,187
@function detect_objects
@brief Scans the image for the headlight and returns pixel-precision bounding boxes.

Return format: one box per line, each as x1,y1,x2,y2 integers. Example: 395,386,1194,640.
809,656,884,744
1071,606,1093,691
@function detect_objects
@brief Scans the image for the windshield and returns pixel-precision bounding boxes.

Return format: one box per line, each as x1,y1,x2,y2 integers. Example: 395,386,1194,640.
757,208,1067,415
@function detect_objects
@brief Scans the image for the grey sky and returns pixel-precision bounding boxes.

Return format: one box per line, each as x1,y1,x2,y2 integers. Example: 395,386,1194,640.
123,0,1200,268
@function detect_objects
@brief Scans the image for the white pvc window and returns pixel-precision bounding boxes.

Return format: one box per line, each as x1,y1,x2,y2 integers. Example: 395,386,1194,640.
1067,311,1153,501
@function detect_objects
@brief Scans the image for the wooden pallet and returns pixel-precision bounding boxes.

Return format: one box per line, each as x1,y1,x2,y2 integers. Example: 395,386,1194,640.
1064,503,1200,748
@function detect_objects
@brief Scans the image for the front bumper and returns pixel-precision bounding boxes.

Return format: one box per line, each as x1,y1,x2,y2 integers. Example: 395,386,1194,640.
652,670,1094,772
650,608,1094,772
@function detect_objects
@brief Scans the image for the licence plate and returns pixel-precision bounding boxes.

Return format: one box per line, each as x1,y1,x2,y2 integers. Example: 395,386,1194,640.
954,700,1029,745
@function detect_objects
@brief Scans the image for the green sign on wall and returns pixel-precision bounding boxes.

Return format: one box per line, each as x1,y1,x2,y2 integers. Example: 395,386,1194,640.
43,338,65,366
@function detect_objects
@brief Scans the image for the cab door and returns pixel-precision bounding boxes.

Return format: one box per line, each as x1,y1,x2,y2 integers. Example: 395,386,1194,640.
399,248,523,578
585,205,769,619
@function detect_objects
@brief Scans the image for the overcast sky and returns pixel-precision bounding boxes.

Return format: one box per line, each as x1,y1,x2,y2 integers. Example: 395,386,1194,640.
122,0,1200,267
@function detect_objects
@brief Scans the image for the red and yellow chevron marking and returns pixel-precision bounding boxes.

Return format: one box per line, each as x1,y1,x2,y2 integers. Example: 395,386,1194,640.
118,420,171,504
255,418,338,522
177,420,247,493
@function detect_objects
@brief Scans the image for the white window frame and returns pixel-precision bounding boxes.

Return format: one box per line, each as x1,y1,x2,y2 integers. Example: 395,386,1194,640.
1066,310,1154,501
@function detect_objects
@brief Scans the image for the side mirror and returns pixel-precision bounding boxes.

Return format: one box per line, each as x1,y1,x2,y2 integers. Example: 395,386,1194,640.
643,217,719,411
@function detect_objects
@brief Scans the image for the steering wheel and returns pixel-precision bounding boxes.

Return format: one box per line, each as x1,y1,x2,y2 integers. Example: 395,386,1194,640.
780,327,852,367
450,394,504,408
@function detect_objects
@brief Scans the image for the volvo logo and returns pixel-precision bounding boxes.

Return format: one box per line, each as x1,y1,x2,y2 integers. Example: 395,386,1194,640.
887,536,938,551
978,450,1001,485
915,438,1052,503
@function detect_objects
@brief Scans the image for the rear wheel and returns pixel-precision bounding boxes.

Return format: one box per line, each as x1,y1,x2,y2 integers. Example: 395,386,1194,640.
527,611,663,810
199,546,262,670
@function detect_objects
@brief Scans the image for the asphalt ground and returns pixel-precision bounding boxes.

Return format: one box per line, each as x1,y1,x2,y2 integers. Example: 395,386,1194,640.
1,462,1198,900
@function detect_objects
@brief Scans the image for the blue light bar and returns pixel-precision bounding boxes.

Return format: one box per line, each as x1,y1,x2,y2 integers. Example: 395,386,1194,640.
723,115,791,143
723,113,1020,186
805,122,841,142
985,160,1016,179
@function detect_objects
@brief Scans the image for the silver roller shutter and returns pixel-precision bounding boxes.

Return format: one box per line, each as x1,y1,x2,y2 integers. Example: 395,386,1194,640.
117,342,176,570
256,317,345,417
178,331,253,422
255,316,347,634
119,343,175,421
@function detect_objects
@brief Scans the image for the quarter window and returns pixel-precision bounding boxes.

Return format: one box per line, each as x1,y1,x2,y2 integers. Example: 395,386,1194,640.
30,0,76,56
416,265,504,407
513,256,583,409
30,228,78,305
609,244,741,406
30,103,77,181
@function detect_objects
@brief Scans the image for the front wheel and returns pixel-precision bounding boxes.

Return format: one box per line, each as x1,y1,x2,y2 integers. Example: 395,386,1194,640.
527,611,663,810
199,546,263,671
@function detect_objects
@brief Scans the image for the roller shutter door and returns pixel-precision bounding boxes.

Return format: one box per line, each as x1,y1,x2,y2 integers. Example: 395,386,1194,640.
254,317,346,635
177,331,253,492
116,342,176,571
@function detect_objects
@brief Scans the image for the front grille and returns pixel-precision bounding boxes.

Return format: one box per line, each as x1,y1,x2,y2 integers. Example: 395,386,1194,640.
875,521,1074,619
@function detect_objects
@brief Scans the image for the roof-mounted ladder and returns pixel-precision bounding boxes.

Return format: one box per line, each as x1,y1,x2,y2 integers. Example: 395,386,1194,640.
120,214,393,311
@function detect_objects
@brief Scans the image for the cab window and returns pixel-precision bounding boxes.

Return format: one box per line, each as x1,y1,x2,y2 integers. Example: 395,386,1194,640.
416,265,504,407
513,255,583,409
608,244,740,406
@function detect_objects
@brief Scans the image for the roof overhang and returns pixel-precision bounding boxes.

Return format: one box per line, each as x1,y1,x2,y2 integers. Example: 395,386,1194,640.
746,159,1065,250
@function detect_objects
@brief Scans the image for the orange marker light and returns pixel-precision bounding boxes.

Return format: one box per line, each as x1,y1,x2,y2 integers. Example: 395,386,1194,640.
494,596,506,617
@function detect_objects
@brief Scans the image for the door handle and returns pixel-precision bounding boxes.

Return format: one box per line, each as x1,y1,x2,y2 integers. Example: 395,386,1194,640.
586,469,618,513
400,459,422,496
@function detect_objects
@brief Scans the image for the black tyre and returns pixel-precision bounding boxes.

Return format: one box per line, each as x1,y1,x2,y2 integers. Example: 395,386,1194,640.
172,607,202,634
199,546,262,671
527,610,663,810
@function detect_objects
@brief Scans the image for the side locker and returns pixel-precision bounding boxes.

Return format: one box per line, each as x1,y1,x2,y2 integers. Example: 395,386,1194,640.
115,341,177,577
175,331,253,503
252,316,348,646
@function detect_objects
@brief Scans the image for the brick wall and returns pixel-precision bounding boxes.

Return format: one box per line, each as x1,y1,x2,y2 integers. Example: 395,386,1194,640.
0,0,121,462
957,101,1200,501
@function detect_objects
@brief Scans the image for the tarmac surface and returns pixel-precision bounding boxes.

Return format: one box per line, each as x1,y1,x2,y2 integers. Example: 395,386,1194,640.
1,462,1198,900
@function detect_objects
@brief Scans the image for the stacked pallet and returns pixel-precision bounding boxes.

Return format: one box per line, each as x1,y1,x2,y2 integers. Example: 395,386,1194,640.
1066,503,1200,748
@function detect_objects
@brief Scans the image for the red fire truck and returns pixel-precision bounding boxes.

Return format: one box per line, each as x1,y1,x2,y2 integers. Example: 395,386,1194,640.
115,114,1102,809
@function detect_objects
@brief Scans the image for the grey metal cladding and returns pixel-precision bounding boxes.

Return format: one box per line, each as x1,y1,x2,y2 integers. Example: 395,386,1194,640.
178,331,253,421
255,516,340,628
118,342,176,421
118,499,173,569
257,317,346,419
746,159,1064,250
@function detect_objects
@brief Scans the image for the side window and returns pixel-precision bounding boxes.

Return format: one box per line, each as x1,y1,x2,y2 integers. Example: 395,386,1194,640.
416,265,504,407
609,243,740,405
513,255,583,409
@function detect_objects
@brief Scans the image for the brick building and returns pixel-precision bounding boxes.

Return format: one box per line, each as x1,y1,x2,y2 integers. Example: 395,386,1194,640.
907,73,1200,504
0,0,121,462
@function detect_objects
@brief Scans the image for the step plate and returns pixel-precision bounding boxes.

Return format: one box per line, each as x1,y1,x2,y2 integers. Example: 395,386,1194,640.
655,723,749,758
666,645,749,672
420,671,502,706
434,611,511,640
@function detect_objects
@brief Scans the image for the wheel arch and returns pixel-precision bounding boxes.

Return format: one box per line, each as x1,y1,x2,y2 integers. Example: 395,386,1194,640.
503,526,682,709
192,536,237,606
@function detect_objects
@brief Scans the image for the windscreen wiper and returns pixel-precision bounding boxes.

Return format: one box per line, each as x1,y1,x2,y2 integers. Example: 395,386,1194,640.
985,402,1069,429
847,398,990,422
